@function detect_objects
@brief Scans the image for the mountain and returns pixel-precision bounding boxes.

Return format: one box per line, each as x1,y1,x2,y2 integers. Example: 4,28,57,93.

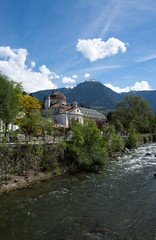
32,81,121,113
32,87,70,100
32,81,156,113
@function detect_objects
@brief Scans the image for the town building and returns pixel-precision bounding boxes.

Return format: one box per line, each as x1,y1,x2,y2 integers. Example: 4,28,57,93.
41,91,106,127
0,120,19,132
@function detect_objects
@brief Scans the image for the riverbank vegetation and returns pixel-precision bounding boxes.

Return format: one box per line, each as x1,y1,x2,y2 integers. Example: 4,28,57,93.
0,115,154,187
1,73,156,193
108,94,156,148
0,119,121,182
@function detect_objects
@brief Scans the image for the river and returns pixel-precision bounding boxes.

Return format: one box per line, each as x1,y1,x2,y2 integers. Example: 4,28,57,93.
0,144,156,240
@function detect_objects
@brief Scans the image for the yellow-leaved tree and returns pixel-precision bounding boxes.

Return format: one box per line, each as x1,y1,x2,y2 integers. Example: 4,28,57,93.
16,94,53,137
18,94,41,117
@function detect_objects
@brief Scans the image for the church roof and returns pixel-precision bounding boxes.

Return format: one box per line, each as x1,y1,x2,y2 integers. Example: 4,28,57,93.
79,107,106,119
50,103,71,111
50,91,66,100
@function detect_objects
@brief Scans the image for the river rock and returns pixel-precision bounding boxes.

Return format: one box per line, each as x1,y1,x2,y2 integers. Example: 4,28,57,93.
145,152,152,156
154,173,156,177
122,148,130,153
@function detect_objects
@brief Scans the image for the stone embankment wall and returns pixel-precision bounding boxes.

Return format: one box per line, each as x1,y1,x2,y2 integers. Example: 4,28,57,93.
0,143,65,183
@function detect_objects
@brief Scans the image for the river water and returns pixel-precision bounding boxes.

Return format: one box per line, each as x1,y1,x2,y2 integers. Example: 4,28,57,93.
0,144,156,240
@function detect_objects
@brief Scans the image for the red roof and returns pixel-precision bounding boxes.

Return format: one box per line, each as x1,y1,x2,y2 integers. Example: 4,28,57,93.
50,92,66,100
50,103,72,111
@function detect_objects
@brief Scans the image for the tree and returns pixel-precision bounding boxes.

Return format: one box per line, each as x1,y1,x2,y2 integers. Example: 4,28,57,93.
82,119,102,149
16,112,42,136
62,119,107,172
111,95,153,133
101,124,124,154
18,94,41,117
0,73,23,130
17,94,54,138
95,119,106,129
126,122,140,149
16,94,43,136
113,120,123,134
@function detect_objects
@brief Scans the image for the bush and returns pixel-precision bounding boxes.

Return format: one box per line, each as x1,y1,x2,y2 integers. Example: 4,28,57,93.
143,135,149,144
148,134,153,142
62,119,108,173
39,144,64,172
76,144,107,173
101,125,124,154
0,144,12,179
126,132,140,149
109,134,124,153
0,142,65,179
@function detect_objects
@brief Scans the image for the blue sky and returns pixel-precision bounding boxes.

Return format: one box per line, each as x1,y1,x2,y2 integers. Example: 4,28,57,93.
0,0,156,93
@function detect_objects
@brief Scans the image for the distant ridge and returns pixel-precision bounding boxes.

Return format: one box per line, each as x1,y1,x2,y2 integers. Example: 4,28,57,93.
121,90,156,113
32,81,156,113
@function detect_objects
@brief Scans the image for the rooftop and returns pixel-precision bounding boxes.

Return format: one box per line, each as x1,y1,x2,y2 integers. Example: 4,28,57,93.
50,91,66,101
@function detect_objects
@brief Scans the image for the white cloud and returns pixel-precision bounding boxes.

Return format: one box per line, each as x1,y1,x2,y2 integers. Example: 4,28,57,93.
0,46,16,58
105,81,152,93
39,64,51,75
84,73,90,78
62,76,76,84
65,85,75,89
0,46,59,92
104,83,130,93
72,74,78,79
31,61,36,68
131,81,152,91
76,37,126,62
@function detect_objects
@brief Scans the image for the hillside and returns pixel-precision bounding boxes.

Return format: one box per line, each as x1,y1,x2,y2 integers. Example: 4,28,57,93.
32,81,121,113
32,81,156,113
32,87,71,100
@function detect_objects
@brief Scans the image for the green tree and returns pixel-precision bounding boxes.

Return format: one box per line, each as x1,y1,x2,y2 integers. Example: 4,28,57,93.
126,122,140,149
70,119,84,148
82,119,102,149
16,112,42,136
0,73,23,130
62,119,107,172
101,124,124,154
39,117,54,139
114,120,123,134
111,95,153,132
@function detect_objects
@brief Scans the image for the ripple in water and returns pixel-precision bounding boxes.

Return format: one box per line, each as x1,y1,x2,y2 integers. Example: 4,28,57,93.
0,144,156,240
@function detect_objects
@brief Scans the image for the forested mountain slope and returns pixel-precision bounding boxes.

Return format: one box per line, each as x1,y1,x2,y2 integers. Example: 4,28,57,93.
32,81,156,113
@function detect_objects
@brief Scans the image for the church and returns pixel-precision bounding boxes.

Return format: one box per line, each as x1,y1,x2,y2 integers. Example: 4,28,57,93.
41,91,106,127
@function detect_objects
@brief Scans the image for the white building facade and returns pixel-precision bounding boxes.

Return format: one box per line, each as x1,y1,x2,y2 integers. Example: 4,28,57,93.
41,91,106,127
